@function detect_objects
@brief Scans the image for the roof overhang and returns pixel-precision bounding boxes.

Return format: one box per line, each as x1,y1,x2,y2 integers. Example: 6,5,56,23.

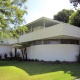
26,17,61,28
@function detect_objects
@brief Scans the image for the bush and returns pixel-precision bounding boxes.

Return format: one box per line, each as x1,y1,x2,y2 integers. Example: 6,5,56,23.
55,60,61,63
0,54,2,59
34,59,39,61
76,53,80,63
27,59,35,61
4,53,7,59
16,52,22,60
9,51,13,58
16,52,20,58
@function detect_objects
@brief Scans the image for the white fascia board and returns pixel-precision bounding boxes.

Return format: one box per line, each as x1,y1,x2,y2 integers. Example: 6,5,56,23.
63,23,80,38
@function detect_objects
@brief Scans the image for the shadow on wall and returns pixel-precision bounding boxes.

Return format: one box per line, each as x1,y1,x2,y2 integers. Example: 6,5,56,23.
0,61,80,79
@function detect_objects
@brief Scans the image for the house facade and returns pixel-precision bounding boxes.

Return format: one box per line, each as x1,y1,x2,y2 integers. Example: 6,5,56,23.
1,17,80,61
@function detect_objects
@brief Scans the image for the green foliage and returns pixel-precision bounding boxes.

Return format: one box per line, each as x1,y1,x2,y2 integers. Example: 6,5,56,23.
16,52,20,58
9,51,13,58
16,26,28,36
69,9,80,27
0,54,2,59
70,0,80,9
0,0,27,40
54,9,74,23
4,53,7,59
76,52,80,63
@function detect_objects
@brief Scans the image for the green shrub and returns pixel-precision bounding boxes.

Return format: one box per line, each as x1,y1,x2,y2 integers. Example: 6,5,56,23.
55,60,61,63
9,52,13,58
76,53,80,63
16,52,22,60
0,54,2,59
4,53,7,59
16,52,20,58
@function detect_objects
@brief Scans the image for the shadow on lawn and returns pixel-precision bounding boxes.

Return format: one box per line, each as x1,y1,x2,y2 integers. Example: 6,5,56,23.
0,61,80,78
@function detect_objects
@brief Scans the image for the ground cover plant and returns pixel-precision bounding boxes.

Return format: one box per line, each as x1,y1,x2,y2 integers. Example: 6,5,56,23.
0,61,80,80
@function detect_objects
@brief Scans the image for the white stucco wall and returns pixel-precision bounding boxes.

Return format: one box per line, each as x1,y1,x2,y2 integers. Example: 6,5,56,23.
27,44,79,61
0,45,11,58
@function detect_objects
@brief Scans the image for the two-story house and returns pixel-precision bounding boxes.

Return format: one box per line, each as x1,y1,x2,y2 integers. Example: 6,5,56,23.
1,17,80,61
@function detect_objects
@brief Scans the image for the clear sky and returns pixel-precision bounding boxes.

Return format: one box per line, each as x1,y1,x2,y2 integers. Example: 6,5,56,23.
25,0,74,24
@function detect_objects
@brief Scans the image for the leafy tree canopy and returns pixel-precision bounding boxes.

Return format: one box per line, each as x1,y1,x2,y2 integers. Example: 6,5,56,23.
69,9,80,27
70,0,80,9
54,9,74,23
0,0,27,41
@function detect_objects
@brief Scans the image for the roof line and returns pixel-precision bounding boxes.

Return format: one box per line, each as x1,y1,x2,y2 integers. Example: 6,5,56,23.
26,17,62,26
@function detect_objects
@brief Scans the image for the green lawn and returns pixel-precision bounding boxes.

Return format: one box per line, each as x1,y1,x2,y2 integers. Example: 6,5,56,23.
0,61,80,80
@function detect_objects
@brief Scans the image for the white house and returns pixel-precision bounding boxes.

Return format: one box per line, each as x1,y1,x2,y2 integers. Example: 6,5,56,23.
1,17,80,61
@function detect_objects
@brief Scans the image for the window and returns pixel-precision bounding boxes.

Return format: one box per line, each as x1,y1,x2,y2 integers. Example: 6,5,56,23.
61,39,69,44
70,39,76,44
51,40,60,44
75,40,79,45
32,41,36,45
36,40,42,45
28,39,79,46
43,40,51,44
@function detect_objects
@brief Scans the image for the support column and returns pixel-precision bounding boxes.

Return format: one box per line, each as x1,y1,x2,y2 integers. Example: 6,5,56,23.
24,47,27,60
43,21,45,28
15,48,17,57
31,26,33,32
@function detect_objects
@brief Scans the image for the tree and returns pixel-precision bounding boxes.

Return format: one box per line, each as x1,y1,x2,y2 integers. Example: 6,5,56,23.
69,9,80,27
70,0,80,9
54,9,74,23
0,0,27,41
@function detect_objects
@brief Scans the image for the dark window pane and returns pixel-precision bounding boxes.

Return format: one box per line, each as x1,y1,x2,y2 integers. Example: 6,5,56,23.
70,39,75,44
51,40,60,44
32,41,36,45
36,40,42,45
75,40,79,45
61,39,69,44
43,40,51,44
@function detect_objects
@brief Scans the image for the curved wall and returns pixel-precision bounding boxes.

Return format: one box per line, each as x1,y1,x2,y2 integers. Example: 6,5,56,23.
27,44,79,61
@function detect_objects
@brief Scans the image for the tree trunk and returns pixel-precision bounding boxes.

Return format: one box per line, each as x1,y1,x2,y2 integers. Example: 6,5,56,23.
15,48,17,58
25,47,27,60
21,49,24,59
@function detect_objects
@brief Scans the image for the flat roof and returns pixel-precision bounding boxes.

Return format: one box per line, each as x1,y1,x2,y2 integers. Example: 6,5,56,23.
26,17,62,28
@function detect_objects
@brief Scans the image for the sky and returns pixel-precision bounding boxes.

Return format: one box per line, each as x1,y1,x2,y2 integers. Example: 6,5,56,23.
24,0,74,24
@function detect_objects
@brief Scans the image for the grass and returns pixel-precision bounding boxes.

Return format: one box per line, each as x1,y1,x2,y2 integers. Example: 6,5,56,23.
0,61,80,80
